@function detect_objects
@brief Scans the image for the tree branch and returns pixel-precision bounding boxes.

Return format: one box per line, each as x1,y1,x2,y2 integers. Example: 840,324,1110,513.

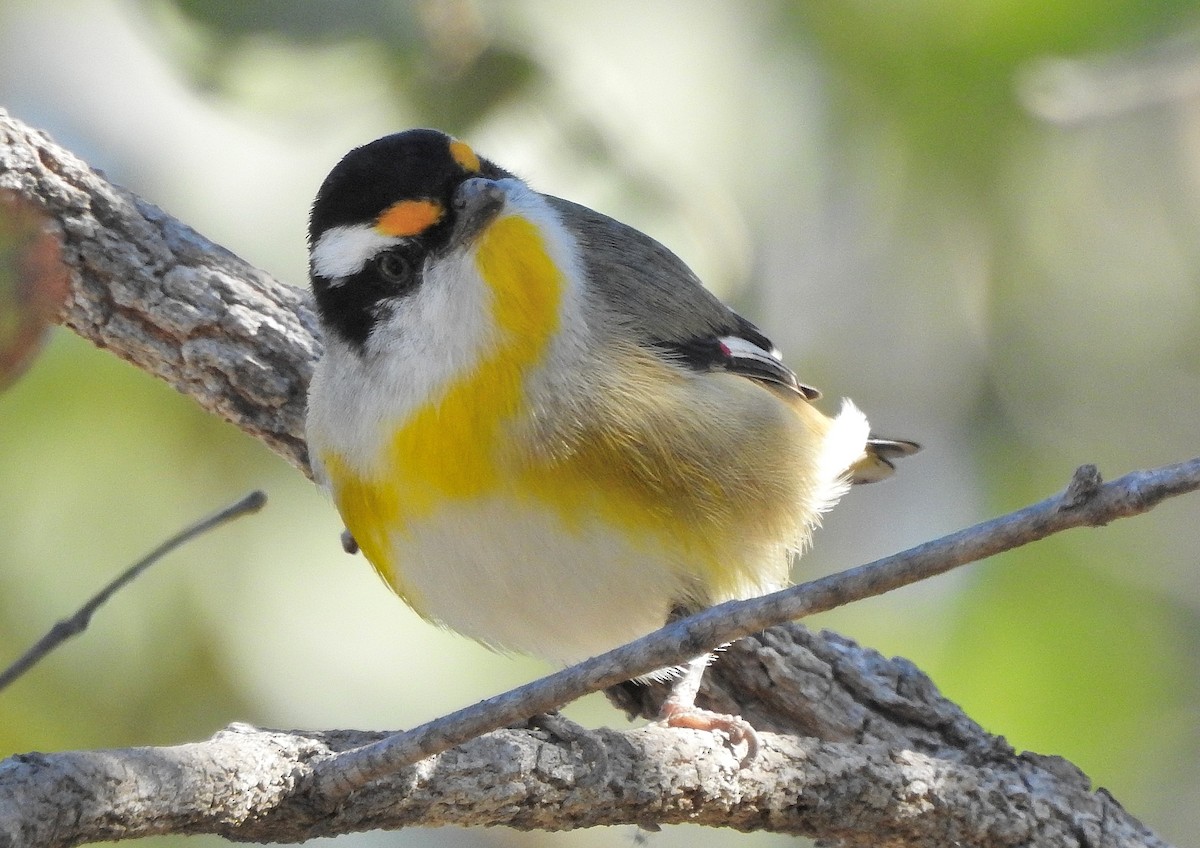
0,718,1167,848
0,491,266,693
0,108,1184,847
0,109,319,471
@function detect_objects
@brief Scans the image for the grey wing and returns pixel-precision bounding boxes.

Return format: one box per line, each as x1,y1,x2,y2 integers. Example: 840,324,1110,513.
548,195,819,400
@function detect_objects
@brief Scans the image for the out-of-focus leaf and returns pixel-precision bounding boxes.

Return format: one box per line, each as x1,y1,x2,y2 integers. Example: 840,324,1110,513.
152,0,543,132
0,191,69,391
400,44,540,133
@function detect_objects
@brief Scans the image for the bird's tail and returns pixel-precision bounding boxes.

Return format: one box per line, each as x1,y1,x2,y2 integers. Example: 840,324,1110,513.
848,436,921,484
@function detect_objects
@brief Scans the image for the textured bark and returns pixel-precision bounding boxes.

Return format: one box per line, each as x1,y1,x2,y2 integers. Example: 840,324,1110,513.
617,624,1013,761
0,109,319,471
0,108,1179,847
0,688,1168,847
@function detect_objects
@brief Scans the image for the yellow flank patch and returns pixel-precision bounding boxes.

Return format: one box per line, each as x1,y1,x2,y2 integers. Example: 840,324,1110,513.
511,355,805,602
321,213,565,605
449,138,481,173
515,388,731,596
376,199,443,237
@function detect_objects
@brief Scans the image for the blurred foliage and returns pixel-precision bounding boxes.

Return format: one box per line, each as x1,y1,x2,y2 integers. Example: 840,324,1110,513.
1,1,1199,847
158,0,541,133
792,0,1200,192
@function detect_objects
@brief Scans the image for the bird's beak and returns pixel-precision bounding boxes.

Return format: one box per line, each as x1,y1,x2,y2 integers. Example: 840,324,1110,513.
451,177,506,247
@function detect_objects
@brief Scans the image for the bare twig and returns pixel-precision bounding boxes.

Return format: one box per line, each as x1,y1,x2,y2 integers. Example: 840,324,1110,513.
0,491,267,693
311,458,1200,798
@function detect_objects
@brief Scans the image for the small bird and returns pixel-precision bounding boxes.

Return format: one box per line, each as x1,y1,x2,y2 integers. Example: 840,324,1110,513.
305,129,916,758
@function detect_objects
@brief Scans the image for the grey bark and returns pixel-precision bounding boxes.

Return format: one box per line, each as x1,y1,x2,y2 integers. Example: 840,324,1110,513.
0,108,1177,847
0,109,319,472
0,623,1172,848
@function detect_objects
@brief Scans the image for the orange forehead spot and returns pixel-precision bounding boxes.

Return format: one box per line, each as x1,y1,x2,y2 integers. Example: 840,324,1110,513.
375,199,443,237
449,139,481,173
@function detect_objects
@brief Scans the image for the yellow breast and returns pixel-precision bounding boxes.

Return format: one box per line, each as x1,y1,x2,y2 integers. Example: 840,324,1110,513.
319,212,812,631
320,213,566,603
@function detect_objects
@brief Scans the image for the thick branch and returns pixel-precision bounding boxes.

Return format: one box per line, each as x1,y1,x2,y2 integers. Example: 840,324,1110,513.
0,109,319,470
0,108,1182,847
0,703,1168,847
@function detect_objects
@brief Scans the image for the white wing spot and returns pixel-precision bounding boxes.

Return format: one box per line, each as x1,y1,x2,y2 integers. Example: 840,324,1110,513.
718,335,784,368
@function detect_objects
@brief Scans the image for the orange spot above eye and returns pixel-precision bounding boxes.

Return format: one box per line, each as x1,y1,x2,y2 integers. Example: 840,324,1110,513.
375,199,444,237
449,139,481,173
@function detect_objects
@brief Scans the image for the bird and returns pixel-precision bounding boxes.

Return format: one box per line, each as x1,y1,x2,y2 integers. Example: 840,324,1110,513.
305,128,917,760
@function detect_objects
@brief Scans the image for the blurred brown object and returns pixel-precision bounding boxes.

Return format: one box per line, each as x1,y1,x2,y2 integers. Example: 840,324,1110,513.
0,189,69,389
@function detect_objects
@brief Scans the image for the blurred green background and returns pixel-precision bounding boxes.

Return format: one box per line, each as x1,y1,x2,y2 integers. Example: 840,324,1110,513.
2,1,1199,846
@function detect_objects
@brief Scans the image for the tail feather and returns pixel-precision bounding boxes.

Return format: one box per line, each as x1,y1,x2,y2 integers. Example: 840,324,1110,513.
849,436,921,485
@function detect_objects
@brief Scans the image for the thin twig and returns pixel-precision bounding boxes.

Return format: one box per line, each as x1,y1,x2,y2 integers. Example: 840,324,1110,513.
310,458,1200,800
0,490,268,693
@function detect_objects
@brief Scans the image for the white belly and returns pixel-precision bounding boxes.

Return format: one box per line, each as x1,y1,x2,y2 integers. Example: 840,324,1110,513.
388,496,691,664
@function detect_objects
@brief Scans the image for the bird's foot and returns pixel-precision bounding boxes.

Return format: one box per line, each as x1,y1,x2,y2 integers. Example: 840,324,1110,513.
659,700,759,765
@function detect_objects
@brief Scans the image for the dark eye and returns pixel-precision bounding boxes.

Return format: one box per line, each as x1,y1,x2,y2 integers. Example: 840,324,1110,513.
374,250,416,291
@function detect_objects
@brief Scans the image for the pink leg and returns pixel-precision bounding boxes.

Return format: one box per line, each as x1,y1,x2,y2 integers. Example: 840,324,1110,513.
658,654,759,765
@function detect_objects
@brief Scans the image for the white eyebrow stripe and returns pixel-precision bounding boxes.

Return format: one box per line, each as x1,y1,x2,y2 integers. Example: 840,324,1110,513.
310,224,401,280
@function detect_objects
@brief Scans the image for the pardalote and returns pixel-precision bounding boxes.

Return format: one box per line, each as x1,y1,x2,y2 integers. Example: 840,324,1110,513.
305,128,917,758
